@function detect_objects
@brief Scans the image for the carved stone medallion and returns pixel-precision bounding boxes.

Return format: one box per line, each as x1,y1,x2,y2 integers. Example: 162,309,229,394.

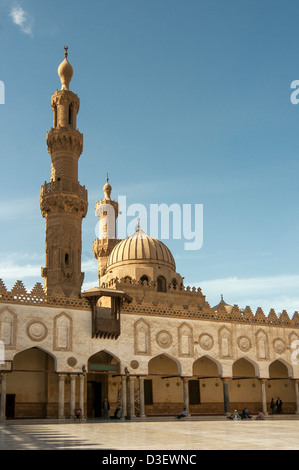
273,338,286,354
130,360,139,370
26,320,48,342
156,330,173,349
238,336,252,352
198,333,214,351
67,356,77,367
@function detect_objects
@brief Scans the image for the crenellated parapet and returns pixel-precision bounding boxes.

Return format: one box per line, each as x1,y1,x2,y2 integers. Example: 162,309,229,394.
0,279,89,310
99,276,299,328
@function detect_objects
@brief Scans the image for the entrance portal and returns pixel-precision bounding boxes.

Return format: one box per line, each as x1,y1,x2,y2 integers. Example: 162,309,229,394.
87,351,120,418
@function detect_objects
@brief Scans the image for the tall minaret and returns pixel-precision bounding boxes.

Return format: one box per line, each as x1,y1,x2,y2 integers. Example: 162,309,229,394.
92,175,120,283
40,47,88,297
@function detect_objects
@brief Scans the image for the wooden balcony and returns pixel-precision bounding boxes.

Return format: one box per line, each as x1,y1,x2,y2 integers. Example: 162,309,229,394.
95,316,120,339
81,287,132,339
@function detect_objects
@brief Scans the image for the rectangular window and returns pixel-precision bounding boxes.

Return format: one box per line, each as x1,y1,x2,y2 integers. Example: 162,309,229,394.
144,379,153,405
188,379,200,404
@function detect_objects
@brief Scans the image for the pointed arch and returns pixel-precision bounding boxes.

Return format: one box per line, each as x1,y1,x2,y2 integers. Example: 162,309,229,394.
232,357,260,378
12,345,57,370
148,353,182,376
269,359,293,378
193,354,222,377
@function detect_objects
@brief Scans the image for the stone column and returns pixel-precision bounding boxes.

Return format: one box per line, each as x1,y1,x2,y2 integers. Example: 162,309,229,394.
79,374,85,418
259,379,268,415
129,377,136,418
139,377,146,418
0,373,7,421
222,378,230,415
121,376,127,419
294,379,299,414
58,374,66,419
70,374,76,419
182,378,190,416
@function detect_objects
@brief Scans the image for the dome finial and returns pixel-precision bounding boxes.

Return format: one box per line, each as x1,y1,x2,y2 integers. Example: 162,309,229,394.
64,45,68,59
137,217,140,231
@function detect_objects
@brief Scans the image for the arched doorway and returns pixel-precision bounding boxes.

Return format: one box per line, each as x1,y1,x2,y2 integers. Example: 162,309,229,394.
232,358,260,413
147,354,181,415
192,356,222,414
7,347,56,418
268,360,295,413
87,351,120,418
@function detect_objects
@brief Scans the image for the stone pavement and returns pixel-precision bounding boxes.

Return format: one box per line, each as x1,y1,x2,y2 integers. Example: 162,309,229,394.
0,416,298,451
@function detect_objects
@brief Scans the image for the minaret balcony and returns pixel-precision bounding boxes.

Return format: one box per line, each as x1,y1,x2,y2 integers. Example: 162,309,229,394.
41,179,87,201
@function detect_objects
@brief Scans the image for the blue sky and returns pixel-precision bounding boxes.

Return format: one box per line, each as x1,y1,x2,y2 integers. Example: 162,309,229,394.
1,0,299,315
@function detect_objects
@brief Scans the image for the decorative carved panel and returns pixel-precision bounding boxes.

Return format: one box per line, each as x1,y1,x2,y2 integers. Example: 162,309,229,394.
219,327,231,358
256,329,269,360
54,312,72,351
0,307,16,349
178,322,193,357
134,319,150,355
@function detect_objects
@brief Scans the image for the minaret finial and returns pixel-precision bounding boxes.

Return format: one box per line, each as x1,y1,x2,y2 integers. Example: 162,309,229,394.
58,46,73,90
103,173,112,199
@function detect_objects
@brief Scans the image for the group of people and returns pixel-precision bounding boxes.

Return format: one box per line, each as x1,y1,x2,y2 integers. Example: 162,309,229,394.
270,397,283,414
228,397,283,421
102,398,122,420
102,396,283,421
228,408,265,420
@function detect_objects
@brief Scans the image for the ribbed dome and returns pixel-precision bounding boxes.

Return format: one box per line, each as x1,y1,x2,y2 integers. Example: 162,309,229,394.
107,228,176,270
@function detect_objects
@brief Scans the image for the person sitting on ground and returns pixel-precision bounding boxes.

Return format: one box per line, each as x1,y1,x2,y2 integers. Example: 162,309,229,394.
255,410,265,420
228,409,241,420
176,407,187,419
240,407,252,419
113,406,122,419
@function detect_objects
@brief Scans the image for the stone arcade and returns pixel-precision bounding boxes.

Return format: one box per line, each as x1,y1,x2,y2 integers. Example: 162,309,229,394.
1,49,299,420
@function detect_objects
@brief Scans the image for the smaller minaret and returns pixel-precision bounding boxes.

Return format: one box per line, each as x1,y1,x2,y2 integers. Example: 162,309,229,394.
92,175,120,283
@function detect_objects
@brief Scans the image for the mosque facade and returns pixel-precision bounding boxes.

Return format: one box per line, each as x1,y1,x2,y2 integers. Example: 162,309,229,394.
1,50,299,420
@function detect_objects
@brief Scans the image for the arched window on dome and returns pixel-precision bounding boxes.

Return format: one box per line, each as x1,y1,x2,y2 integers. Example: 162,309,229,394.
157,276,167,293
123,276,132,284
172,278,177,290
140,275,149,285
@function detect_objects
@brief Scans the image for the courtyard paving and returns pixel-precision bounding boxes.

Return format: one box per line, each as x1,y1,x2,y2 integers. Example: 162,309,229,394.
0,415,298,451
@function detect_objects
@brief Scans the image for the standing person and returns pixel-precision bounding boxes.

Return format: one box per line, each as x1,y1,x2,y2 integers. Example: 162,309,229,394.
270,398,275,414
102,398,110,420
276,397,283,414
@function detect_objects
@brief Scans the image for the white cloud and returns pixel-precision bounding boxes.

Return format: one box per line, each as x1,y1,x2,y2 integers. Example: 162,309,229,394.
194,274,299,315
9,4,34,36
